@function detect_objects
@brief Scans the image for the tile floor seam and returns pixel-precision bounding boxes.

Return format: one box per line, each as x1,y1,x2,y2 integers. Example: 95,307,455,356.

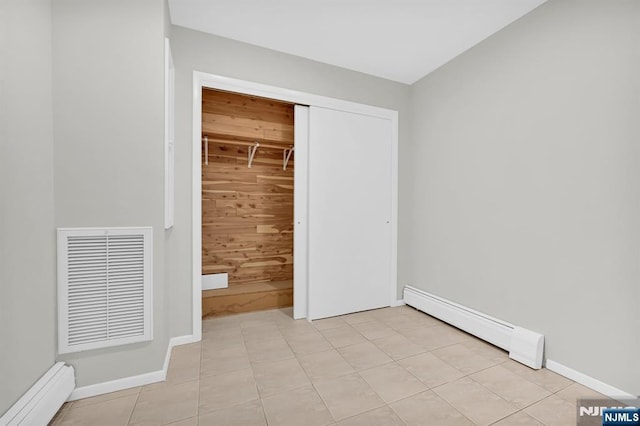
199,327,262,419
200,376,261,420
466,379,551,414
520,407,548,425
393,353,463,391
69,390,138,410
431,376,523,425
197,397,264,420
355,363,428,405
303,345,388,422
480,380,556,425
296,346,359,381
352,359,397,374
326,328,370,372
486,408,527,425
369,335,428,361
549,381,577,395
125,387,141,426
338,403,409,426
258,397,269,426
416,336,474,354
514,391,566,414
197,336,206,426
238,317,256,379
486,396,559,426
443,398,478,426
325,339,364,351
256,380,310,399
500,363,575,396
392,325,441,335
195,364,202,425
276,318,337,424
431,350,510,383
386,388,478,426
433,372,520,408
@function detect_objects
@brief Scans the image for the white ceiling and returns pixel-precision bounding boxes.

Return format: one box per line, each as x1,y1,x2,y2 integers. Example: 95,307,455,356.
168,0,546,84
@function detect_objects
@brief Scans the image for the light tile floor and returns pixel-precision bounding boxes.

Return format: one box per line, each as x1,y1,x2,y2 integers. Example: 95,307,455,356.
50,306,608,425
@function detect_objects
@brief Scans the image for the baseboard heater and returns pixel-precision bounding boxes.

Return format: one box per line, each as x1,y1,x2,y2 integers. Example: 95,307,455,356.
0,363,75,426
403,285,544,369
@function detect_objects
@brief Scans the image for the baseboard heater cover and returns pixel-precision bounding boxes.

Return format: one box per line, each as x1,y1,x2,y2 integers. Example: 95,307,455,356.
0,362,75,426
403,285,544,369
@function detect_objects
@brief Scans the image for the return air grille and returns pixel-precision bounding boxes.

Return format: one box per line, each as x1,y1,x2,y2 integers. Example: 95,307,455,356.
57,228,153,354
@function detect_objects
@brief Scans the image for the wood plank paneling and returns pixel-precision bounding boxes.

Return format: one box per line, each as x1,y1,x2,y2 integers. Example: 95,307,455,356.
202,113,294,143
201,89,295,315
202,281,293,318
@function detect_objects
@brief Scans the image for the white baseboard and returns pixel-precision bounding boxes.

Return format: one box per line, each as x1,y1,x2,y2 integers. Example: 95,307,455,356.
162,335,198,373
68,369,165,402
403,285,544,369
1,362,75,426
68,334,198,402
391,299,405,307
545,359,637,400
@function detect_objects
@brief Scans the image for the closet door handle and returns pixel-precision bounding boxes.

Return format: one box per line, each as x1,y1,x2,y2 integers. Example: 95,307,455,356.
203,135,208,165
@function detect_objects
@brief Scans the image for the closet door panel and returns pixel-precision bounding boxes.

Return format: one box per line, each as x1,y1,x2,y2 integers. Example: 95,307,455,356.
308,106,392,320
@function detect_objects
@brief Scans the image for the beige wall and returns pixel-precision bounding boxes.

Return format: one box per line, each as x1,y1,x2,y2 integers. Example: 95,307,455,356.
52,0,170,387
407,0,640,395
0,0,57,414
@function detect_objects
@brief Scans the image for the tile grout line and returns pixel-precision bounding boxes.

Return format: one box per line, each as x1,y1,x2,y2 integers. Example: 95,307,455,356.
381,328,519,425
277,317,337,425
338,403,409,426
241,313,275,426
307,310,422,424
339,309,450,424
200,312,275,421
196,337,205,426
363,350,478,425
438,360,576,426
126,387,142,425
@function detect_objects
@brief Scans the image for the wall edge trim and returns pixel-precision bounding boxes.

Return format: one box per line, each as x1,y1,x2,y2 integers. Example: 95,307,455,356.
68,335,198,402
545,359,637,400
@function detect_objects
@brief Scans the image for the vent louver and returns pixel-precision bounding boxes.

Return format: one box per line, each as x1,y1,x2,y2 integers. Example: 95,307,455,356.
57,228,152,354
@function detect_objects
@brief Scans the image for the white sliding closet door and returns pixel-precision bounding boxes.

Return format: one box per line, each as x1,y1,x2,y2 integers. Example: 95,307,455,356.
308,106,392,320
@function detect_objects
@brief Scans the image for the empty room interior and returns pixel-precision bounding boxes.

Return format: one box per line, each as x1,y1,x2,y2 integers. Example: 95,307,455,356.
1,0,639,425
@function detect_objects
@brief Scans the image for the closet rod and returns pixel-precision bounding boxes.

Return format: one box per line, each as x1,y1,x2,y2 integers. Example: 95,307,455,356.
201,136,289,150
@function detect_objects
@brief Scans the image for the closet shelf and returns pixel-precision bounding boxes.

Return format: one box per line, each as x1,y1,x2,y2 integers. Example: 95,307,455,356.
202,135,294,169
202,135,290,150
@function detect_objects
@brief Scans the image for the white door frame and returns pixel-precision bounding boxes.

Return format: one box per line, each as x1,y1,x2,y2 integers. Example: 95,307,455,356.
191,71,398,340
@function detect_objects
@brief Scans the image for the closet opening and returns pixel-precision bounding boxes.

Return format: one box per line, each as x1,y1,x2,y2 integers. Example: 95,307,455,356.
200,88,296,318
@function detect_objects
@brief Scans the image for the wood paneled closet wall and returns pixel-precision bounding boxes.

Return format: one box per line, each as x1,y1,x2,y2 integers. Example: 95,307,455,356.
201,89,295,317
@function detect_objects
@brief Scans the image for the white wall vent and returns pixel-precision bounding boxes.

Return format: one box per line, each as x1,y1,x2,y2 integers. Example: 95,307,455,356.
57,227,153,354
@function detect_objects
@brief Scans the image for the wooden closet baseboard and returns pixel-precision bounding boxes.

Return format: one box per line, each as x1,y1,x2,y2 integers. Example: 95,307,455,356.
202,280,293,318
